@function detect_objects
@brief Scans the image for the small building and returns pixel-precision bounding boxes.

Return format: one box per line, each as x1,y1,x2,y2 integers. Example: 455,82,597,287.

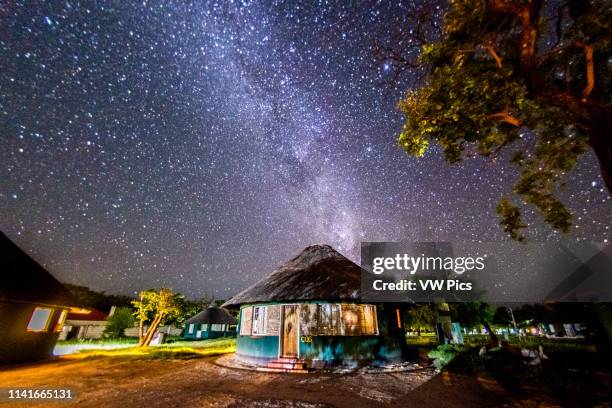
59,308,109,340
183,307,237,340
0,232,87,364
222,244,408,370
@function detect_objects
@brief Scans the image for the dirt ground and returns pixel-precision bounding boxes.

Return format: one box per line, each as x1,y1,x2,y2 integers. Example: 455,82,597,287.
0,354,580,408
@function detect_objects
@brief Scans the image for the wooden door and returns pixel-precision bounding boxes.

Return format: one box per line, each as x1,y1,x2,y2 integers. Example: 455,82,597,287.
281,305,298,358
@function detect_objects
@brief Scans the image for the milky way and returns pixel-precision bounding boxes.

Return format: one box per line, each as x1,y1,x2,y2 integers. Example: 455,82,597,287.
1,1,610,299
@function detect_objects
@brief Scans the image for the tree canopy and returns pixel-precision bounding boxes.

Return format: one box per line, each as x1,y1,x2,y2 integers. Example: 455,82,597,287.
103,306,136,338
132,288,182,346
384,0,611,240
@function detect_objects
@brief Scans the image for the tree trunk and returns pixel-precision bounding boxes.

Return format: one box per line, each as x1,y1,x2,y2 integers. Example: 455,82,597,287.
142,314,163,347
482,321,498,344
589,127,612,195
138,318,145,346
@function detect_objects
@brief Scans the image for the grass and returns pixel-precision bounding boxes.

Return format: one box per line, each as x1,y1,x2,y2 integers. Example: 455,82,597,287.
57,337,139,346
406,335,438,347
63,338,236,361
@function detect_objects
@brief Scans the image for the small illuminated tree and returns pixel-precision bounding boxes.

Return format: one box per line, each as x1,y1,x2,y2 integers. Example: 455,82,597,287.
132,288,182,347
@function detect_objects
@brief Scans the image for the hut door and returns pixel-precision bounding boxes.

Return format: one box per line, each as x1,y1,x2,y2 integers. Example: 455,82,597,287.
281,305,299,358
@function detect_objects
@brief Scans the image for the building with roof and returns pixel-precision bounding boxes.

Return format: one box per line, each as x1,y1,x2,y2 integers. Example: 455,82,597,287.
222,244,408,371
183,306,237,340
59,308,109,341
0,232,87,364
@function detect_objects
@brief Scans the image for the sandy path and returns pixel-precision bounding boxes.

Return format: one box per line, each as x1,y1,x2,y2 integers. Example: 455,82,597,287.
0,355,512,408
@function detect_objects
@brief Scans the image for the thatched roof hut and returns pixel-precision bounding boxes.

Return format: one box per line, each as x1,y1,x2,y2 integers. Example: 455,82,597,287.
185,306,237,326
223,244,406,371
183,306,237,340
222,244,360,308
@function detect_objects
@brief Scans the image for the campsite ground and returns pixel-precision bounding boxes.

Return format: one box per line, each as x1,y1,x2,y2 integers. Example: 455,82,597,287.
0,354,501,408
0,340,611,407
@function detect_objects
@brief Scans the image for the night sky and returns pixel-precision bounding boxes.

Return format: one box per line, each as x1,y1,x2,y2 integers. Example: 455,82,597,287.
1,1,610,299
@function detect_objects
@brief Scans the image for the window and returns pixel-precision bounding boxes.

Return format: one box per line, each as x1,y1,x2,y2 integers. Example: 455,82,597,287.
54,310,68,332
201,323,209,331
188,323,194,334
298,304,378,336
300,304,343,336
341,304,361,335
264,305,280,335
341,304,378,336
299,304,319,335
319,304,342,335
27,307,53,332
362,305,378,335
240,306,253,335
239,305,279,336
211,324,223,331
252,306,266,335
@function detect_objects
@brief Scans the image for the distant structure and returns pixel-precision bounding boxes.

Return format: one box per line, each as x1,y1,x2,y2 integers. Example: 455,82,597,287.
223,245,408,372
59,308,109,340
183,306,237,340
0,232,88,364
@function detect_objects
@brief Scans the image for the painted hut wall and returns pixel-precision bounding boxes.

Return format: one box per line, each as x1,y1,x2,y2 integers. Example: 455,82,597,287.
236,335,279,364
182,323,236,340
234,302,405,367
298,336,403,367
0,300,66,364
298,303,404,366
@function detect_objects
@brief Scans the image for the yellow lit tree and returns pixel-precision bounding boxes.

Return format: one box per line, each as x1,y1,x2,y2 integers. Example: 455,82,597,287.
132,288,182,347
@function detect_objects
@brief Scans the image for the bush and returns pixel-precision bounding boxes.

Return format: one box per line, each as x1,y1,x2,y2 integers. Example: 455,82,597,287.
428,344,461,370
104,307,135,338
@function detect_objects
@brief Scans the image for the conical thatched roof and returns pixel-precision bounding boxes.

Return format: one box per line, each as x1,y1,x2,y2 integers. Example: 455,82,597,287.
0,232,81,309
184,306,237,325
222,244,361,307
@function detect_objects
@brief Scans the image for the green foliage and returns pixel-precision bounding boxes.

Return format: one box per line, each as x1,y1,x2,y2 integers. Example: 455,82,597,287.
451,302,495,330
406,303,436,333
492,306,512,327
428,344,461,369
496,197,527,241
104,306,136,338
161,296,214,328
394,0,610,239
132,288,183,346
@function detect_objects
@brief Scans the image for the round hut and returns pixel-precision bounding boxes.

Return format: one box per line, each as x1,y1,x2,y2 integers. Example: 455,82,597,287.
183,306,237,340
222,244,407,371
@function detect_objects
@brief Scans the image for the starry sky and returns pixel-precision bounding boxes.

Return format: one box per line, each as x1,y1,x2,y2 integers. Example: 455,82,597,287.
1,1,610,299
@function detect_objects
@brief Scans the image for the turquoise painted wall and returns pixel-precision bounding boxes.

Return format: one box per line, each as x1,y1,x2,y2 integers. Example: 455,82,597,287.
236,335,279,364
182,323,236,340
298,335,402,365
235,302,405,366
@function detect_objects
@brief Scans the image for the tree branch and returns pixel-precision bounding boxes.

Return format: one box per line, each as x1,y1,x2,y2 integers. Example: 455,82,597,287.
580,42,595,98
489,105,521,127
537,41,596,99
484,43,503,68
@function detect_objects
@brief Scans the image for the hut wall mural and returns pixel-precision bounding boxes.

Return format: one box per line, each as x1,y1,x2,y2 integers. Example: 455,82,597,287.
223,244,407,370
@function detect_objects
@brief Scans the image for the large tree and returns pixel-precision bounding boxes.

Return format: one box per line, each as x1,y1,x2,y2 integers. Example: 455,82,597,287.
132,288,182,346
381,0,611,240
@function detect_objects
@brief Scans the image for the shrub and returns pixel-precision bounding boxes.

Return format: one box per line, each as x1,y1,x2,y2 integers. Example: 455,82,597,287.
104,307,135,338
428,344,460,370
